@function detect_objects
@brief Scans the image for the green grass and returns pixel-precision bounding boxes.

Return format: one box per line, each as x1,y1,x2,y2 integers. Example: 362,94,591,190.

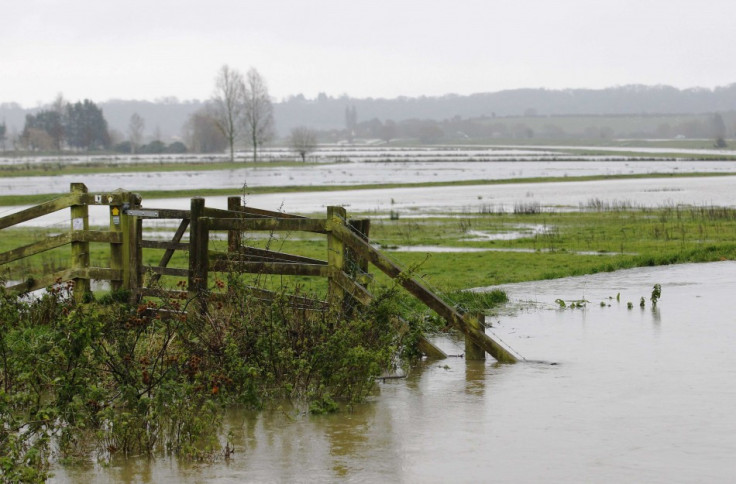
0,158,314,178
4,205,736,296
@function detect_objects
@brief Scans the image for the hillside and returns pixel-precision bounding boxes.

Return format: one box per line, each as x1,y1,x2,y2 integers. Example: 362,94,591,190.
1,84,734,143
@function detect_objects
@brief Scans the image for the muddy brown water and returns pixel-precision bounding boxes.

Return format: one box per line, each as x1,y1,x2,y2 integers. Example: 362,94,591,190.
53,261,736,483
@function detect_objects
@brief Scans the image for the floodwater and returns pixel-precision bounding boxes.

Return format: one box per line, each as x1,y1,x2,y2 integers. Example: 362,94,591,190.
5,174,736,229
53,261,736,483
4,158,736,196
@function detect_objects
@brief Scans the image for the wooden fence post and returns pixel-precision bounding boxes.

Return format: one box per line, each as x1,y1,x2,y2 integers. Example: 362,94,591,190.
121,192,142,302
464,313,486,361
70,183,90,303
327,206,347,312
188,198,209,314
227,196,242,253
109,190,126,292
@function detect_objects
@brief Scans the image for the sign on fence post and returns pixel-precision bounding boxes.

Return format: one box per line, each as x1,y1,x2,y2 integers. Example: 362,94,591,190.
110,194,124,292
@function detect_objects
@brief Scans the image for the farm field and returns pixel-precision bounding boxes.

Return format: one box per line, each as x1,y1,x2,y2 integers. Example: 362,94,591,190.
3,145,736,482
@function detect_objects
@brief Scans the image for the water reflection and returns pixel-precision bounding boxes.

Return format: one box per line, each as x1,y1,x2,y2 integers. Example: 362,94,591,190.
53,262,736,483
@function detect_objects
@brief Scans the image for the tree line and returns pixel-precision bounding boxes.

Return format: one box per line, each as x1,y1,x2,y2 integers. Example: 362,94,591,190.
20,96,110,151
5,81,734,157
8,65,281,160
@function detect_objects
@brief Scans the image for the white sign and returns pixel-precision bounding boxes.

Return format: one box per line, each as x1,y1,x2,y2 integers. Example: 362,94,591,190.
126,209,160,218
72,217,84,230
94,195,102,204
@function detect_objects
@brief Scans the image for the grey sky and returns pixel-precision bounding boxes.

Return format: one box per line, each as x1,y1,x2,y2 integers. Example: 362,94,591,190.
3,0,734,107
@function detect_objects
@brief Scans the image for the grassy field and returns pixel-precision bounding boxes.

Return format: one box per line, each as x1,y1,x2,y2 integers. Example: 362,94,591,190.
4,205,736,297
0,158,316,178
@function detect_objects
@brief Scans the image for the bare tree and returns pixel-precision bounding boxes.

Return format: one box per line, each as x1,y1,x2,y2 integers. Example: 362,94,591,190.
183,105,228,153
0,122,6,152
712,113,728,148
212,64,245,162
288,126,318,162
243,67,274,163
128,113,145,154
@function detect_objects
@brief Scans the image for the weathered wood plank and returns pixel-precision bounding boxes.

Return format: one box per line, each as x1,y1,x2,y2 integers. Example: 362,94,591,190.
70,183,90,303
0,232,71,265
330,223,517,363
212,260,329,277
138,286,326,309
232,205,307,220
142,266,189,277
392,316,447,359
327,206,347,309
0,194,79,230
207,217,327,233
110,199,125,291
80,193,126,206
331,269,373,306
4,266,124,296
140,240,189,251
227,247,327,265
188,198,209,315
147,218,190,286
464,313,486,361
83,267,123,281
72,230,122,243
5,268,77,295
227,197,242,252
126,208,190,219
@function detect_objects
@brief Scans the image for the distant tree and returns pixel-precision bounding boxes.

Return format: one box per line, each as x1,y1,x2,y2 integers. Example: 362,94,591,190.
0,122,6,151
345,105,357,142
166,141,188,154
128,113,145,154
113,140,133,153
65,100,110,150
21,128,55,151
379,119,397,144
139,140,166,154
211,64,245,162
418,122,443,143
184,106,228,153
242,67,274,163
288,126,317,162
22,110,64,150
712,113,727,148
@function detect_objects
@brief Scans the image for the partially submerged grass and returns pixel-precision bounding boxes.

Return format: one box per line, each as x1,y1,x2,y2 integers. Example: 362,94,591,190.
4,205,736,295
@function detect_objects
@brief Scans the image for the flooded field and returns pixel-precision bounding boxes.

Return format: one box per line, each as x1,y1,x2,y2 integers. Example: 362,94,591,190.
4,174,736,229
53,261,736,482
3,157,736,196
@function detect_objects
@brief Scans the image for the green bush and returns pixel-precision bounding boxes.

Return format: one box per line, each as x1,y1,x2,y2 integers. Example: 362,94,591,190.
0,278,410,476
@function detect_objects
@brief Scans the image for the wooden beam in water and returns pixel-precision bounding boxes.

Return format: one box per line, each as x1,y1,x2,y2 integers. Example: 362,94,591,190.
328,222,517,363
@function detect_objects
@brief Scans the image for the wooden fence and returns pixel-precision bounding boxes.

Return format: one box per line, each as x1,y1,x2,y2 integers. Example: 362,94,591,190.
0,183,517,363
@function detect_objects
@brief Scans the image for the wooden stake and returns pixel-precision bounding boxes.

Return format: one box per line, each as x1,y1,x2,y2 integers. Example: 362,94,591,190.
327,206,347,312
464,313,486,361
70,183,90,303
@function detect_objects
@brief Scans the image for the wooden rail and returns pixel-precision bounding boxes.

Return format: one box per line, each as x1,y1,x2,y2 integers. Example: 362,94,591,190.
1,186,517,363
0,183,141,301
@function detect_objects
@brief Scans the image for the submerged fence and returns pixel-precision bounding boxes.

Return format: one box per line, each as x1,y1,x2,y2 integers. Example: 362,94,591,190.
0,183,516,363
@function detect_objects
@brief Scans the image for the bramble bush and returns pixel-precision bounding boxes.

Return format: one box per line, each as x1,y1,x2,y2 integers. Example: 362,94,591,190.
0,277,413,479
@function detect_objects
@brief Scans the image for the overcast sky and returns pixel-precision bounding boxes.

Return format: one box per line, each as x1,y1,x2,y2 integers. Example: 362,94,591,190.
3,0,735,107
